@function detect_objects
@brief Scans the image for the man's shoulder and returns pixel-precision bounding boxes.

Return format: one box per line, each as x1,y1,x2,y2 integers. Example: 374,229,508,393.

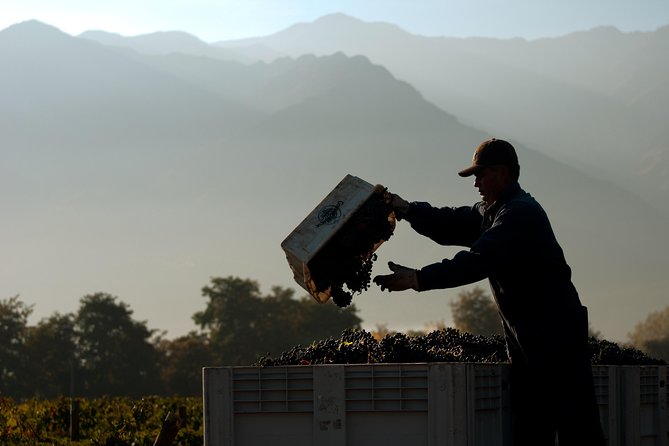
503,187,547,218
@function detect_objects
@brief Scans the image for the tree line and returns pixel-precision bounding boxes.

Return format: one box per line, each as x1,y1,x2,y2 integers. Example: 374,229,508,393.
2,279,667,399
0,276,361,399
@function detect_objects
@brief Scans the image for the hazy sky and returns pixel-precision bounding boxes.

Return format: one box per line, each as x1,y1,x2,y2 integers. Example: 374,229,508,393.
2,0,668,41
3,0,669,344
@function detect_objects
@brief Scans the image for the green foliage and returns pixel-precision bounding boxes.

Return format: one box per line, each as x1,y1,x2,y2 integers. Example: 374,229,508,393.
449,286,503,336
75,293,163,397
628,305,669,362
194,276,362,365
0,396,202,445
0,296,33,398
156,332,213,396
1,293,166,399
3,276,362,397
24,313,77,398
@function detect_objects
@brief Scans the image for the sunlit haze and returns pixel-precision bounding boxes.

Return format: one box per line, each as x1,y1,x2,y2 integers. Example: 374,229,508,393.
2,0,669,41
2,0,669,345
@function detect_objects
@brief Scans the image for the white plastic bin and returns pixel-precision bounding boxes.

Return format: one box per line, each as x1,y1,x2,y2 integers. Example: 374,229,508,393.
203,363,668,446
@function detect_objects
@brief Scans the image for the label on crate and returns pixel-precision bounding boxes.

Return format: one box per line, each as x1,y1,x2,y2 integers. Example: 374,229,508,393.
316,201,344,227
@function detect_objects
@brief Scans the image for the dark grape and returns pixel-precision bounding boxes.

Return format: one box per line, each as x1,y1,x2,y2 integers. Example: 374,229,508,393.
331,286,353,307
587,337,664,365
254,328,665,367
309,189,395,307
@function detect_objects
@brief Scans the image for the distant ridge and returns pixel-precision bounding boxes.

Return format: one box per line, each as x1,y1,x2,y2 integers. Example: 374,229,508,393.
79,28,247,62
1,19,72,41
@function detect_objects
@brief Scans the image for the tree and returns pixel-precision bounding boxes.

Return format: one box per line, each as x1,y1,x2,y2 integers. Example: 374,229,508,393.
193,276,362,365
0,295,32,397
449,286,503,336
24,313,77,398
193,277,265,365
628,305,669,362
74,292,162,397
157,332,213,396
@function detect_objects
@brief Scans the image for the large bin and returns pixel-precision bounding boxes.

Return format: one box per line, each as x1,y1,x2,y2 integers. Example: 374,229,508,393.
202,363,668,446
280,174,395,304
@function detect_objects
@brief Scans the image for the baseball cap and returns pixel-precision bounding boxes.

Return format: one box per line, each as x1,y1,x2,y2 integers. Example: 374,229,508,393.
458,138,519,177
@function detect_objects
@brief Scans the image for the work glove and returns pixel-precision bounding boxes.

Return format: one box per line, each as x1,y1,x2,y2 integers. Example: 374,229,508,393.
387,193,410,220
374,261,419,292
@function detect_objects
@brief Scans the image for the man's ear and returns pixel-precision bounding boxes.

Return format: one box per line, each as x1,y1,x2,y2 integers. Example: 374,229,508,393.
496,165,514,182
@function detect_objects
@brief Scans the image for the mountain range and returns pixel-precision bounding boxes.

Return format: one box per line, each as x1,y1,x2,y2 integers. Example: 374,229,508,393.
212,14,669,213
1,17,667,342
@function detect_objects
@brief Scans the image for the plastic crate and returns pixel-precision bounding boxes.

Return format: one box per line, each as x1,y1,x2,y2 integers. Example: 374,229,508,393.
280,174,394,304
592,365,617,443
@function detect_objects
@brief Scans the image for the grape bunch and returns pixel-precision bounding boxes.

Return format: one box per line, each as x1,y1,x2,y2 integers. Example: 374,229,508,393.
309,188,395,308
255,328,666,367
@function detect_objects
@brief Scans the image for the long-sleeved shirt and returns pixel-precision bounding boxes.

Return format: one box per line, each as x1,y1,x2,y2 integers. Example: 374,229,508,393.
405,182,586,363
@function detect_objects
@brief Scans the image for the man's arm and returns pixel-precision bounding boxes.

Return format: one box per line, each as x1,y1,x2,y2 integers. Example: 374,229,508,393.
416,203,528,291
405,202,484,247
417,250,489,290
374,249,490,292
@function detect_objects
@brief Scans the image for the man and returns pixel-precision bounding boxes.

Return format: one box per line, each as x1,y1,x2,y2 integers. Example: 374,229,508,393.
374,138,605,445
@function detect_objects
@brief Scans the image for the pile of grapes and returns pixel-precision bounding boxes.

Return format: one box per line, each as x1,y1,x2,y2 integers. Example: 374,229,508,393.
255,328,666,366
256,328,507,366
587,337,665,365
309,188,395,308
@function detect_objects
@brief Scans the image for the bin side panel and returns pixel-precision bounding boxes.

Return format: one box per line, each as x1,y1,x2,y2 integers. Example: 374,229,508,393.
428,363,467,446
347,412,427,446
203,368,233,446
232,366,314,413
622,366,641,445
662,366,668,446
472,363,511,446
640,366,660,445
592,365,616,444
345,364,429,412
314,365,346,446
235,413,312,446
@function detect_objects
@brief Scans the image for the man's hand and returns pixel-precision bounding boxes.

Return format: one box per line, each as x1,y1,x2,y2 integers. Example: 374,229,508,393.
387,193,410,220
373,261,419,292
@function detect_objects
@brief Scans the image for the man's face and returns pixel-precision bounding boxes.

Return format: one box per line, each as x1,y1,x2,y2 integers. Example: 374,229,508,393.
474,166,510,205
